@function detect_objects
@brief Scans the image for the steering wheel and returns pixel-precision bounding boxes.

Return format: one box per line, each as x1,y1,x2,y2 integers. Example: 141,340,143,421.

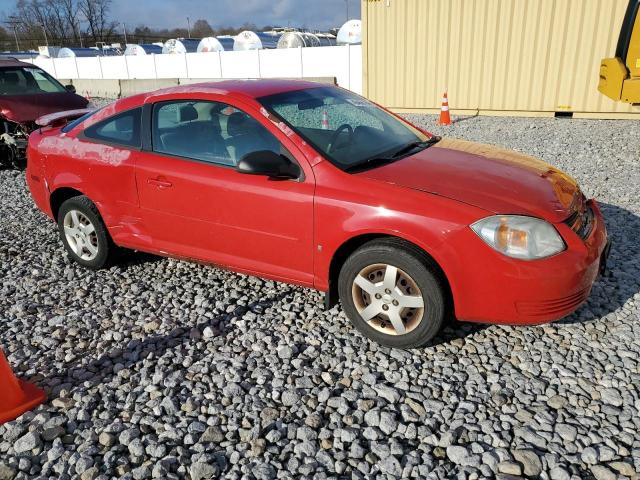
328,123,354,154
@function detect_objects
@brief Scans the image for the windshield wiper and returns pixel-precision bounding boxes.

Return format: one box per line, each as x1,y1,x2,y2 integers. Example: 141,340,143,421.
344,156,398,172
391,136,441,158
344,136,441,173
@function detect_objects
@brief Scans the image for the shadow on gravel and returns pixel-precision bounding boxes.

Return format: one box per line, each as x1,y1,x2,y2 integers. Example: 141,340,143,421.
557,201,640,325
46,291,292,395
426,321,488,348
451,112,480,125
117,250,163,267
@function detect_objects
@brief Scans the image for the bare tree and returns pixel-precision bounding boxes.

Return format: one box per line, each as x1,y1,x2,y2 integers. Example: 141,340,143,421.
12,0,82,47
56,0,81,43
78,0,115,42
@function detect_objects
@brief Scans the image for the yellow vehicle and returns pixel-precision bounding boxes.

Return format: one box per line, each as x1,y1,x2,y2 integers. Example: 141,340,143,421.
599,0,640,104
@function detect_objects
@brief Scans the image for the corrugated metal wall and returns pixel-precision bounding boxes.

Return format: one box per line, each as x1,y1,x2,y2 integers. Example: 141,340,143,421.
363,0,640,117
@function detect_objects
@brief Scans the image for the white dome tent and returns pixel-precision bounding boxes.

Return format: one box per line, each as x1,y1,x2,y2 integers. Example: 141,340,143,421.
58,47,118,58
277,32,336,48
197,37,225,53
336,19,362,45
162,38,200,54
233,31,263,51
124,44,163,56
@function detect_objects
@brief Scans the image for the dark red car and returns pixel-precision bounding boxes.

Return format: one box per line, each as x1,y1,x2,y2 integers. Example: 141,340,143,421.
0,58,88,168
26,80,609,348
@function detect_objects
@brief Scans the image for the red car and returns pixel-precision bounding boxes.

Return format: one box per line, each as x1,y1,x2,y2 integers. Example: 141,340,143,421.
26,80,610,348
0,57,88,168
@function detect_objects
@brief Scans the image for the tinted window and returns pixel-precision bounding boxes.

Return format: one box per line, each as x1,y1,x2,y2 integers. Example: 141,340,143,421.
152,100,281,166
83,108,142,148
0,67,66,95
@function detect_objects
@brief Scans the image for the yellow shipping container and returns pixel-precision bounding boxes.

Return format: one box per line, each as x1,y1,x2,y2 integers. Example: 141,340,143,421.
362,0,640,118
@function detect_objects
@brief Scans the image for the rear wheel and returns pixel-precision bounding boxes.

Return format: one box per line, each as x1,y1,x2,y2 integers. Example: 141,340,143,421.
57,196,115,269
338,238,446,349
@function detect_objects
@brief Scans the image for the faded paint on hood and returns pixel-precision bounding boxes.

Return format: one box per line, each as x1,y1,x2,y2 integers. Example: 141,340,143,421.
357,138,582,223
0,93,88,123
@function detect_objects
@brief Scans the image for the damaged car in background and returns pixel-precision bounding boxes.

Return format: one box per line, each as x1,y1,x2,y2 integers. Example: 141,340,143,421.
0,57,88,168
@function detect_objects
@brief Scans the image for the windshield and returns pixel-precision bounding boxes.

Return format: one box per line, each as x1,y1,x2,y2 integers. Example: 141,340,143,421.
0,67,67,95
259,86,429,170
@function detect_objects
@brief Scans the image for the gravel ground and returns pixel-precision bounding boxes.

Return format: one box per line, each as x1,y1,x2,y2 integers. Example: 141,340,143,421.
0,114,639,480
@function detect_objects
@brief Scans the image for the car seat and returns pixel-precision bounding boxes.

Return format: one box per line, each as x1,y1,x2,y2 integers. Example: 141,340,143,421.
160,104,230,163
225,112,278,163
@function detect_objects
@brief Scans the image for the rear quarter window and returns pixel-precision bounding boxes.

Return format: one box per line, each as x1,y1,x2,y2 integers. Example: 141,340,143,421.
82,108,142,148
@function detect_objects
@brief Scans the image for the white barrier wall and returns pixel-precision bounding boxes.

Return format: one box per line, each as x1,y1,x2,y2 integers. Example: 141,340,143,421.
28,45,362,94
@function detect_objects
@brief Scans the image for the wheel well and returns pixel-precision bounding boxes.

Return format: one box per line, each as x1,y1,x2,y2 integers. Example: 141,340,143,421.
50,187,84,222
326,234,454,316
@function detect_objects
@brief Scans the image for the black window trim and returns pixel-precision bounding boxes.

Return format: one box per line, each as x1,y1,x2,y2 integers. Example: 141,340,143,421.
78,106,144,151
146,98,305,181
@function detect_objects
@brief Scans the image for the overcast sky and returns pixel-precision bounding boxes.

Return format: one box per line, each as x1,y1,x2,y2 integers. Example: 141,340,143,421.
113,0,361,30
0,0,361,31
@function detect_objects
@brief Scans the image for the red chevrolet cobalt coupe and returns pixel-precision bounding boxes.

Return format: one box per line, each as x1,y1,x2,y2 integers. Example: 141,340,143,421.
26,80,610,348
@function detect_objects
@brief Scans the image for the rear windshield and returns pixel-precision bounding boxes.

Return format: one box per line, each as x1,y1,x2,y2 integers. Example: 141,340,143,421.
0,67,67,95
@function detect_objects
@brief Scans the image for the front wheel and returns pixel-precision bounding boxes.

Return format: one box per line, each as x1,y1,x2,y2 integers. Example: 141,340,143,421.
57,196,115,270
338,239,446,349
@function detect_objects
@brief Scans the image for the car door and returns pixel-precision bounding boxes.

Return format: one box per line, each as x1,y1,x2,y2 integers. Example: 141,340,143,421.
134,97,316,286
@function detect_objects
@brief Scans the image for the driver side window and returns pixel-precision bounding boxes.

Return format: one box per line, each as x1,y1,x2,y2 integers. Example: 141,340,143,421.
151,100,281,167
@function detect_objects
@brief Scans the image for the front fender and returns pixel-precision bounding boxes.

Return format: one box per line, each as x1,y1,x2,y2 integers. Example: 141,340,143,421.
311,162,488,307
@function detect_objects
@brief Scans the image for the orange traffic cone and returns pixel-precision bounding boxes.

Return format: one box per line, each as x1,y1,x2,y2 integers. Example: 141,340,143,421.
438,91,451,126
321,111,329,130
0,349,46,424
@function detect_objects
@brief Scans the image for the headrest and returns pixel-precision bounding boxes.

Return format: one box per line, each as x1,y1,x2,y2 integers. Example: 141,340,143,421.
227,112,247,137
179,104,198,122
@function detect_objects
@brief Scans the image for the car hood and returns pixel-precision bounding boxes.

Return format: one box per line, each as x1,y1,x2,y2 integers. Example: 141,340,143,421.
357,138,582,223
0,93,88,123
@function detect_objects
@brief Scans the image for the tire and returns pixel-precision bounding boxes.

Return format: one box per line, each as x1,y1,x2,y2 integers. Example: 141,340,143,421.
57,195,115,270
338,238,446,349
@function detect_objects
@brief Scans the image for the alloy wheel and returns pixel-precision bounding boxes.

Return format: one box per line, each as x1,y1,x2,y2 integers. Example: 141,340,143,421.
63,210,99,261
351,263,425,335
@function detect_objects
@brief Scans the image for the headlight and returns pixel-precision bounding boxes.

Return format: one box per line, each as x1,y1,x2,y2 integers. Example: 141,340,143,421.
470,215,565,260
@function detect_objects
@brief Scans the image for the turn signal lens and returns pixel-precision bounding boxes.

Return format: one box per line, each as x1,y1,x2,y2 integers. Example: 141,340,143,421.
471,216,565,260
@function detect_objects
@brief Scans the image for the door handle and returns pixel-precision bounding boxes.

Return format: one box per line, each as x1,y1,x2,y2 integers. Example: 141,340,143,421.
147,177,173,189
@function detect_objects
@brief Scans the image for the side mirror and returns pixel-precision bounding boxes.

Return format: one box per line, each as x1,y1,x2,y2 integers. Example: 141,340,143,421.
65,84,76,93
237,150,301,179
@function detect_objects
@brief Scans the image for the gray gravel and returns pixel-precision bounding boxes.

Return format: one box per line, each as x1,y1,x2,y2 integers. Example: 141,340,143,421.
1,114,639,479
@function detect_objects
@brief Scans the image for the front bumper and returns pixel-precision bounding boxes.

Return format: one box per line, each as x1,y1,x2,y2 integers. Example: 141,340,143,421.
453,199,608,325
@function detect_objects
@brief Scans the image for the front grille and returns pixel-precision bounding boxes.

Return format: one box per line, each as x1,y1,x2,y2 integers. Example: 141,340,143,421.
516,287,590,318
565,205,594,240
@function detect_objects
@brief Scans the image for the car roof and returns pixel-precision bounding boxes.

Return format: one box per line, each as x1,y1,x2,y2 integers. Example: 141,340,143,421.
113,79,329,112
148,79,327,100
0,58,34,68
83,79,335,126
